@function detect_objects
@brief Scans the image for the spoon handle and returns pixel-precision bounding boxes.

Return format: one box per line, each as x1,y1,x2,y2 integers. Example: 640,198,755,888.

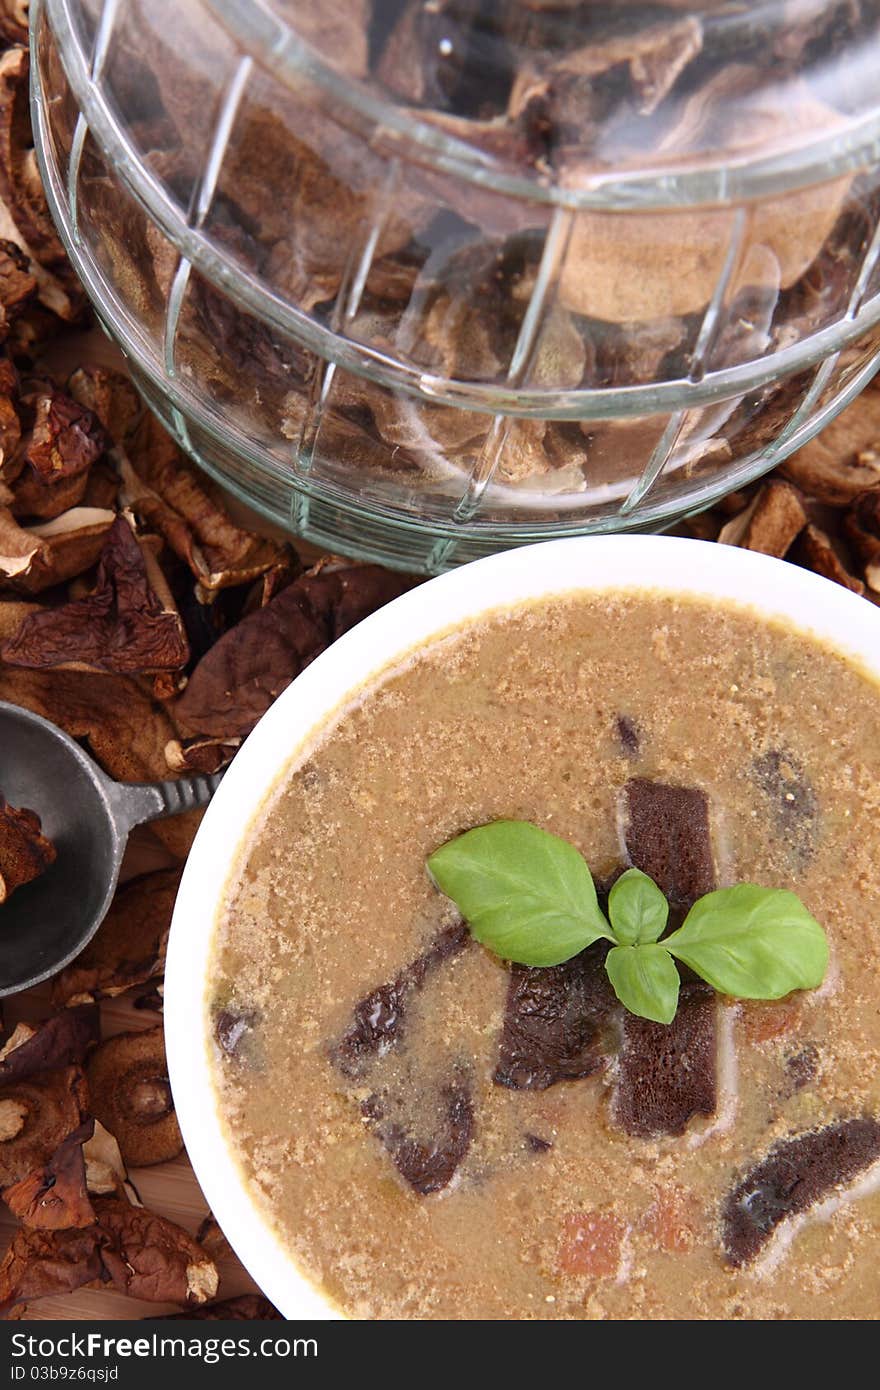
112,773,224,832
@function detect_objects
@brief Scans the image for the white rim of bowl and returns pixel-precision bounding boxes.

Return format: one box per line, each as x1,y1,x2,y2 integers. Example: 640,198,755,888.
164,533,880,1319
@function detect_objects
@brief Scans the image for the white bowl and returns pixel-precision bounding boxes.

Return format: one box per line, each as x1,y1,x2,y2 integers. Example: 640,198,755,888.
164,534,880,1319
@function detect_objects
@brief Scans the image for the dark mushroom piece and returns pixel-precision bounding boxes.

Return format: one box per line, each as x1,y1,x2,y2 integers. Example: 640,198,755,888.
194,1212,230,1261
175,560,415,742
0,1004,99,1082
3,1119,95,1229
1,516,190,678
362,1071,475,1197
0,1194,218,1315
494,941,613,1091
722,1118,880,1266
331,921,469,1078
613,779,718,1138
214,1005,259,1063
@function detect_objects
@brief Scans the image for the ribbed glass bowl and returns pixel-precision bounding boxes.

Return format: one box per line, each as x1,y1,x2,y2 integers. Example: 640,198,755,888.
31,0,880,571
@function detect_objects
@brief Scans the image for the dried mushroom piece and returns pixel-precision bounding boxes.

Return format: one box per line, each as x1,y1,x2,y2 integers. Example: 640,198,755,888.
0,4,28,48
400,237,535,385
401,113,555,241
783,1043,819,1097
558,67,849,323
3,1119,95,1230
587,314,691,389
95,1196,218,1305
209,84,413,312
0,1067,88,1191
0,505,41,585
24,391,106,489
375,0,486,109
280,384,422,482
511,12,703,133
12,392,106,521
85,1028,182,1168
751,748,818,866
0,1196,218,1315
0,235,35,337
240,552,301,613
623,778,715,911
52,868,181,1008
164,736,241,776
183,267,317,428
332,373,486,465
1,515,190,676
722,1118,880,1267
133,985,164,1015
844,490,880,592
613,981,718,1139
117,415,288,594
0,505,115,594
717,479,807,557
82,1121,134,1202
780,389,880,504
10,467,87,524
487,418,589,491
213,1006,259,1063
0,664,197,860
66,366,143,445
616,714,641,757
0,48,65,264
792,524,865,594
0,1221,107,1315
193,1213,230,1262
175,561,413,740
0,1005,99,1084
158,1293,283,1320
0,666,174,791
0,794,55,903
0,353,20,470
0,48,85,326
0,1094,25,1136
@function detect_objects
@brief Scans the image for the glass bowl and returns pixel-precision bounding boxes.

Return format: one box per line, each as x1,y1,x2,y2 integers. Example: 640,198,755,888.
30,0,880,571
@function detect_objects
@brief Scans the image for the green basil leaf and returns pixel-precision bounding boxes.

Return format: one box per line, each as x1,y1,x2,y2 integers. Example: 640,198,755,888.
427,821,612,967
608,868,669,945
663,884,829,999
605,944,680,1025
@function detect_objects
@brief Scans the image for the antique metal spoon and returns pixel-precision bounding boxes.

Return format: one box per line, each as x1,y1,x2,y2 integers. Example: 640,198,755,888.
0,700,221,997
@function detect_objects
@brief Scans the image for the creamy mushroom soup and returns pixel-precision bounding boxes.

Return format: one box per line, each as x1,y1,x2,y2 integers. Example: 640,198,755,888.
208,591,880,1319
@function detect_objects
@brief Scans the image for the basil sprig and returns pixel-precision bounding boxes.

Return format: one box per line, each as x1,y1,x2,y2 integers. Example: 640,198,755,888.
427,822,829,1024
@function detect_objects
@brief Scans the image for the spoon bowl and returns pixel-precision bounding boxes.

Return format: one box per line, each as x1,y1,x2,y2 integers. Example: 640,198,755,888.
0,700,219,996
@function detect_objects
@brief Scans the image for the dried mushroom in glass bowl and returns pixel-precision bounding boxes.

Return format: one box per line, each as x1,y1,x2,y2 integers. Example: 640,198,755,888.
26,0,880,569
